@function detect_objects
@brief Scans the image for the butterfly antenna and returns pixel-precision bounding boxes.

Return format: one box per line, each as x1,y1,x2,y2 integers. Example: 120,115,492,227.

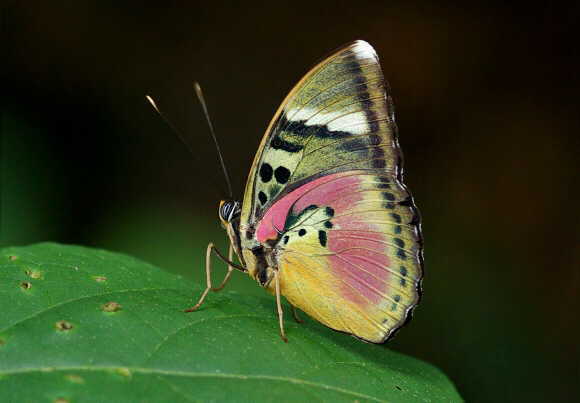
146,94,229,196
194,82,233,198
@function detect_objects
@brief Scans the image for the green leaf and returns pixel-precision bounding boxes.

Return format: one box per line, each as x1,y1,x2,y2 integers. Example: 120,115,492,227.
0,243,462,402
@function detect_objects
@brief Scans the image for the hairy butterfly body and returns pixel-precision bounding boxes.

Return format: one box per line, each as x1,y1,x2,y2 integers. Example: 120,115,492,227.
187,40,424,343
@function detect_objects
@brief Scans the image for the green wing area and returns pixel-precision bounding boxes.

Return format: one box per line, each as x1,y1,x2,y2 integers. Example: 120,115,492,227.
242,40,401,223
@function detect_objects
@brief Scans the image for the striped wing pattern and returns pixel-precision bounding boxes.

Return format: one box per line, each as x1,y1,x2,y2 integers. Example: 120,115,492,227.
241,41,399,223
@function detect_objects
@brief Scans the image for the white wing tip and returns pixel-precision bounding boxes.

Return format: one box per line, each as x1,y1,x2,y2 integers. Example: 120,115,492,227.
351,40,376,58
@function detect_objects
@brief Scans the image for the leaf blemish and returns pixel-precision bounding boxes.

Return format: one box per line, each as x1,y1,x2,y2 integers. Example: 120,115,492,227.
25,269,42,279
102,302,122,312
20,281,32,290
65,374,84,384
9,255,17,260
94,276,107,283
56,320,73,331
116,367,132,378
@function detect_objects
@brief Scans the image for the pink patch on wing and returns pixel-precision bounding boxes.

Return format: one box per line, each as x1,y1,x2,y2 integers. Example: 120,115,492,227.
256,171,365,242
327,230,394,306
256,170,396,307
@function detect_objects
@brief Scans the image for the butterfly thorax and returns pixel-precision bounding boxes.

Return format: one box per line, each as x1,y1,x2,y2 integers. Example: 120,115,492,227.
219,200,277,290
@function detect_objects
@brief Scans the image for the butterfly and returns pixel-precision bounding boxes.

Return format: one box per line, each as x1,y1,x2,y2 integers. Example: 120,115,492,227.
185,40,424,343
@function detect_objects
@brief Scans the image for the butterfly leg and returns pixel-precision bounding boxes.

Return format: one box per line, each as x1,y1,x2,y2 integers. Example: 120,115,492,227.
274,269,289,342
185,242,240,313
291,305,304,323
211,243,234,291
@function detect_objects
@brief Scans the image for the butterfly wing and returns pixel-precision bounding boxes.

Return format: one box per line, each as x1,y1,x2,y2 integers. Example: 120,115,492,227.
241,40,399,224
239,40,423,342
255,170,422,343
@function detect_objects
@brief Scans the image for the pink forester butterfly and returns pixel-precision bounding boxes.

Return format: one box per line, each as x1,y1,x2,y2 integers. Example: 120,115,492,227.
185,40,424,343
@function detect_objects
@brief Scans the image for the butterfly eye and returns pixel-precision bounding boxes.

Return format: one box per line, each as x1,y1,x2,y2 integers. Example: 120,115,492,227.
220,200,239,223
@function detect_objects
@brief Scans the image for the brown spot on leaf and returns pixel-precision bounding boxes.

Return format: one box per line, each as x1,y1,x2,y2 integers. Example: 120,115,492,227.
56,320,73,331
20,282,32,290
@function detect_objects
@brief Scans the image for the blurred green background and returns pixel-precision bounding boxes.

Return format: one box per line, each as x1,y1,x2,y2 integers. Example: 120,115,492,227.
1,1,577,401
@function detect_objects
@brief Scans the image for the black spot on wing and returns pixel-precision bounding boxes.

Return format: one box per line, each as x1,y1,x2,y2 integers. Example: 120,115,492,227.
259,163,273,183
394,242,408,264
318,230,327,247
377,176,390,185
258,191,267,205
396,248,406,260
394,238,405,248
399,265,408,287
325,206,335,217
274,166,290,184
285,204,318,230
298,229,306,236
372,158,386,169
270,136,304,153
371,146,385,160
399,265,408,277
383,192,396,201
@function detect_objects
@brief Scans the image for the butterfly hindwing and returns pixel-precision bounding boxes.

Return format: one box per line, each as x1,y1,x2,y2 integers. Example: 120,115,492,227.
254,171,422,342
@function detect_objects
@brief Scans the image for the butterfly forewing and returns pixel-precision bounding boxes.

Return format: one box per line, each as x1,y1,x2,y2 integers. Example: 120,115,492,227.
242,41,399,222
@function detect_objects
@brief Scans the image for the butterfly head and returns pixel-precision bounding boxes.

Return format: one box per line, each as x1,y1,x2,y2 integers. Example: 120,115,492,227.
219,200,241,228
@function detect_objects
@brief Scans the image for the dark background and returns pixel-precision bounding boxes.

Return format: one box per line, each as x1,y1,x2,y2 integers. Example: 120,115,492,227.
1,1,577,401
